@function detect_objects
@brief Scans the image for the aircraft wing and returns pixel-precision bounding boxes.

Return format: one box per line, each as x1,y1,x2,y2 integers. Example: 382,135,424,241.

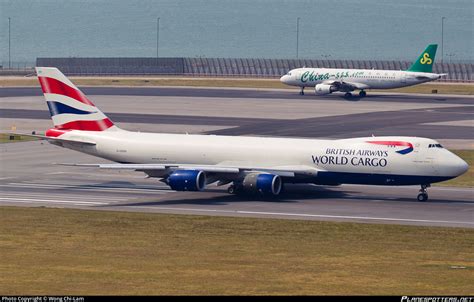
323,80,369,91
60,163,321,178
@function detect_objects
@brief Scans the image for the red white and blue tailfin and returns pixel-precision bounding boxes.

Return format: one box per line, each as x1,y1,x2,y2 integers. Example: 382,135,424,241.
36,67,119,134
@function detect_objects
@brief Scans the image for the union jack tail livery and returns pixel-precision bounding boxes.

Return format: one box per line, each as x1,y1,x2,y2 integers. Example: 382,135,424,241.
36,67,118,134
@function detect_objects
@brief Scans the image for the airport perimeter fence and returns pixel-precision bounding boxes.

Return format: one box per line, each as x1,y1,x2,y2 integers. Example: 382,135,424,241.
13,57,474,82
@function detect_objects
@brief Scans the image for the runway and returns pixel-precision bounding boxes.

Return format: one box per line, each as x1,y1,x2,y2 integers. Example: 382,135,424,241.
1,87,473,144
1,86,473,105
1,86,473,227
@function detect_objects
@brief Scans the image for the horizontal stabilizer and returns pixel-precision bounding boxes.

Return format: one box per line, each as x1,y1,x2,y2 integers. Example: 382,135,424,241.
7,132,96,146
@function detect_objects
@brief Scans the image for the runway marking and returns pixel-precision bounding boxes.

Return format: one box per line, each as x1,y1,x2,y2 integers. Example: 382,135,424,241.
0,197,108,205
0,192,129,202
0,199,100,206
16,182,170,191
342,184,474,193
2,183,171,194
127,206,474,226
430,187,474,193
46,171,147,179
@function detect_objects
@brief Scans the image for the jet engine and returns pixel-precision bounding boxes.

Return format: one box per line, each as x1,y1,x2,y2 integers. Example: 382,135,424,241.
314,83,336,95
242,173,282,196
167,170,206,191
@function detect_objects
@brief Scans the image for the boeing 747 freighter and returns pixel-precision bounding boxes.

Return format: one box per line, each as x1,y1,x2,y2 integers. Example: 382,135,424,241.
26,67,467,201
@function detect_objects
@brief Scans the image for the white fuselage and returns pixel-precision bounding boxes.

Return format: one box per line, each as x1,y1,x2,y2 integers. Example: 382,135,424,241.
280,67,442,90
52,130,467,186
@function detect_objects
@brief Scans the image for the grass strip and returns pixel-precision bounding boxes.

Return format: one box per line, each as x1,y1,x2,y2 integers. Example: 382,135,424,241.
0,206,473,295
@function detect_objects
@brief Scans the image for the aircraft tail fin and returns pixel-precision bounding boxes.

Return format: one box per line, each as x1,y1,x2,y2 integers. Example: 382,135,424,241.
36,67,119,132
407,44,437,73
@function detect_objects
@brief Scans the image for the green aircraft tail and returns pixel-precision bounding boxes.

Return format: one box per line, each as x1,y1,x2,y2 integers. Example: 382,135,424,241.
407,44,438,73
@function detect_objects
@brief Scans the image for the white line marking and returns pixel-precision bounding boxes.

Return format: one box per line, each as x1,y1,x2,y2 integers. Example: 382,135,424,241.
10,182,169,191
342,184,474,193
21,181,170,190
430,187,474,192
0,200,95,206
45,171,146,178
0,193,129,202
0,197,108,205
2,183,171,194
128,206,474,226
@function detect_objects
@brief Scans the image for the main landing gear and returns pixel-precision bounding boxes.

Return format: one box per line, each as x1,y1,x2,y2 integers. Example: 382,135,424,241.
417,184,430,202
227,184,237,194
344,90,366,98
299,87,305,95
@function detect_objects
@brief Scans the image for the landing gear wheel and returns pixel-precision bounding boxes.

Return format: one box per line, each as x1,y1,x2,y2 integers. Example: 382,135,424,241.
299,87,305,95
417,193,428,202
344,92,352,98
227,185,236,195
417,184,430,202
359,90,367,97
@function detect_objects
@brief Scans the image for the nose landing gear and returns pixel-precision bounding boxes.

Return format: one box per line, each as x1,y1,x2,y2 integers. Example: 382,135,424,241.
299,87,305,95
417,184,430,202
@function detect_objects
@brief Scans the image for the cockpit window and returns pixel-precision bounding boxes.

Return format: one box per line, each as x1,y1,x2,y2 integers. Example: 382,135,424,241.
428,144,443,148
287,72,292,76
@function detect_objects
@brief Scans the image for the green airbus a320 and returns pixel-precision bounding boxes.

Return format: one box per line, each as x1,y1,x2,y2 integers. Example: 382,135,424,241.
280,44,445,97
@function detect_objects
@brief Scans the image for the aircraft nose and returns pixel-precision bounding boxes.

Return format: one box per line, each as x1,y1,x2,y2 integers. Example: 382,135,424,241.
280,75,288,84
452,154,469,176
457,158,469,175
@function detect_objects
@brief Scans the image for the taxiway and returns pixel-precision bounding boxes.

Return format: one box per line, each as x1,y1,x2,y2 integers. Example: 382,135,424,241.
1,87,472,227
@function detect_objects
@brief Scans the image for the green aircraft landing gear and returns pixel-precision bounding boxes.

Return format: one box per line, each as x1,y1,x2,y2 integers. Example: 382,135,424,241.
359,90,367,97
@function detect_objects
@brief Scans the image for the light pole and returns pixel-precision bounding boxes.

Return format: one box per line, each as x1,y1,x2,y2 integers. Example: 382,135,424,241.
441,16,446,64
8,17,11,69
156,17,160,58
296,17,300,59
